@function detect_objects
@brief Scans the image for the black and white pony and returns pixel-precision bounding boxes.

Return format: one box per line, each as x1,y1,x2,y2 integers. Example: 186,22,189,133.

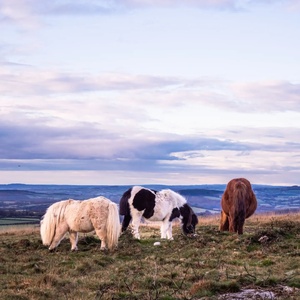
119,186,198,240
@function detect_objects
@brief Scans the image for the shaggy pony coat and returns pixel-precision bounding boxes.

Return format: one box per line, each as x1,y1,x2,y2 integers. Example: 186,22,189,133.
40,197,120,251
220,178,257,234
120,186,198,240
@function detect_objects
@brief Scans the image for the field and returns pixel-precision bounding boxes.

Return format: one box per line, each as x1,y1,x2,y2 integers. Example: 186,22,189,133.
0,218,40,226
0,213,299,299
0,218,40,233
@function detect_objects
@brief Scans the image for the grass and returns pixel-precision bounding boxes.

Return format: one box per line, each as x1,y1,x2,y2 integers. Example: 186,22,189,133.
0,213,300,299
0,217,40,225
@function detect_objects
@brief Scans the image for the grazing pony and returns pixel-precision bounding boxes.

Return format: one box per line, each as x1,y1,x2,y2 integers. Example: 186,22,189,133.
220,178,257,234
119,186,198,240
40,197,120,251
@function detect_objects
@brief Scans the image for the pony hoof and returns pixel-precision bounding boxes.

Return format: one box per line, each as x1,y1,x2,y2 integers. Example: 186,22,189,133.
189,233,197,238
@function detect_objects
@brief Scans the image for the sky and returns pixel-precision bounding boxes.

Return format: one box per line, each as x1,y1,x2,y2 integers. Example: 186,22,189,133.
0,0,300,186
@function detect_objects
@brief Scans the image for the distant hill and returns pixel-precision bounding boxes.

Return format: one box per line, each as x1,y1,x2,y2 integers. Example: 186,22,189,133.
0,184,300,218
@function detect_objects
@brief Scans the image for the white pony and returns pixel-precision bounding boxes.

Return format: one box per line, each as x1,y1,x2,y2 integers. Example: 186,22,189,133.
119,186,198,240
40,196,120,251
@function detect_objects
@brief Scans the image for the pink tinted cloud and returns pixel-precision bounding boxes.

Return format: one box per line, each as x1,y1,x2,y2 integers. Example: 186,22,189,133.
232,81,300,112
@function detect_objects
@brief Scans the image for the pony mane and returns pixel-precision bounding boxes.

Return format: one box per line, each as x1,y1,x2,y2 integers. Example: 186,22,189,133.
40,199,73,246
55,199,75,224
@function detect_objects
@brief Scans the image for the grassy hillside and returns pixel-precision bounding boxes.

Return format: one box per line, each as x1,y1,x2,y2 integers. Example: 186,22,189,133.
0,213,300,300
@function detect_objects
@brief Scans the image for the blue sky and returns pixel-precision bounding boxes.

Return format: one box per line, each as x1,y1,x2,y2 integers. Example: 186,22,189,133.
0,0,300,185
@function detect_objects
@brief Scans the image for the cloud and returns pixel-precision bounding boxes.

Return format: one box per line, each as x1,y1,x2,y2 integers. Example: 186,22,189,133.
0,0,117,27
0,115,207,160
0,108,298,165
0,68,190,95
0,0,42,28
1,64,299,114
42,0,300,13
0,0,297,29
231,81,300,112
0,104,299,185
167,80,300,113
0,115,121,160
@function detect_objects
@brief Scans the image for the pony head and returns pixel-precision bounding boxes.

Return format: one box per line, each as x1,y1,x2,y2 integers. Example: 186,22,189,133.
179,204,198,235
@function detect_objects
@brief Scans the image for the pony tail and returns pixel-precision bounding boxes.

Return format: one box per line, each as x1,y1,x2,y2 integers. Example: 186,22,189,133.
233,181,246,231
106,202,121,250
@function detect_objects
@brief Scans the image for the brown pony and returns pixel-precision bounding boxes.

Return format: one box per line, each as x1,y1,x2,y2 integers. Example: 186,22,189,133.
220,178,257,234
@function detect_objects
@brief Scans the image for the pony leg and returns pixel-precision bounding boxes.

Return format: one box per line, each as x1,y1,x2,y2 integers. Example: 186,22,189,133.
219,210,229,231
161,221,173,240
69,231,78,251
237,222,244,235
122,214,132,232
236,216,245,234
48,224,68,251
166,223,173,240
94,228,107,250
229,214,245,234
131,217,141,239
228,216,236,233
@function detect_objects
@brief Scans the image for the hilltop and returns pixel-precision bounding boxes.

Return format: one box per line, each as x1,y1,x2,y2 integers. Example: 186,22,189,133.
0,212,300,299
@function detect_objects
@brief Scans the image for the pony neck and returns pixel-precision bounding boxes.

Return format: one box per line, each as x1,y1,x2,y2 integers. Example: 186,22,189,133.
179,204,191,221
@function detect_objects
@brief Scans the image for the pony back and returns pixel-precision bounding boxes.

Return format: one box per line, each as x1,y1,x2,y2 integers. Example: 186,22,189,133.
159,189,187,207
